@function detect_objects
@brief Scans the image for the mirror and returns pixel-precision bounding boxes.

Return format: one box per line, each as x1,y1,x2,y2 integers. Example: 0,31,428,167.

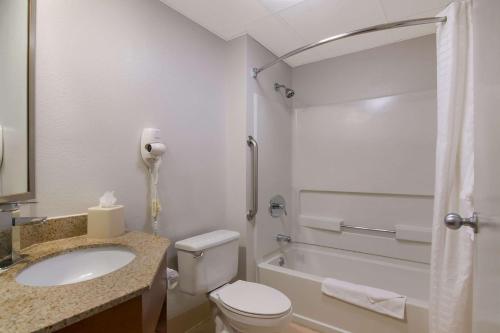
0,0,35,202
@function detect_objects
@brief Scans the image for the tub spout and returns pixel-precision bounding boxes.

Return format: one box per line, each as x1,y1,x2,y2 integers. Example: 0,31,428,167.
276,234,291,243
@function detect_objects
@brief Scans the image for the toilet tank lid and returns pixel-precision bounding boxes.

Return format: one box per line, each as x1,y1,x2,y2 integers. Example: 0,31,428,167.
175,230,240,252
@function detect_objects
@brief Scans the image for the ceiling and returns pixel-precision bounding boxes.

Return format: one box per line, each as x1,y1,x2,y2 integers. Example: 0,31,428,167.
160,0,450,67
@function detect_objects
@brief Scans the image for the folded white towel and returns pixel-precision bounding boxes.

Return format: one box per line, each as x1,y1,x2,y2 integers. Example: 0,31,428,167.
321,278,406,319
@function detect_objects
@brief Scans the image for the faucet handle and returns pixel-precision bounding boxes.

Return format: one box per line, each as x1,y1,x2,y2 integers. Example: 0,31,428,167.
276,234,291,243
12,216,47,226
0,202,20,212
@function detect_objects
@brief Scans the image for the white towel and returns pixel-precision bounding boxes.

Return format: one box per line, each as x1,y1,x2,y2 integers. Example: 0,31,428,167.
321,278,406,319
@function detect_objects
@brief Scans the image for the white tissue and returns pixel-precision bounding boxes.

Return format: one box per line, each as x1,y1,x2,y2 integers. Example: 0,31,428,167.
99,191,117,208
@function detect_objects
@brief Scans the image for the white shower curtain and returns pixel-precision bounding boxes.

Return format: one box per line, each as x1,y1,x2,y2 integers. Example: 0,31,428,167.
430,2,475,333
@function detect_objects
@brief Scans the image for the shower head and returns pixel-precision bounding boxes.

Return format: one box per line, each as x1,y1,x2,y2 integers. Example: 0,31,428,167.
274,83,295,98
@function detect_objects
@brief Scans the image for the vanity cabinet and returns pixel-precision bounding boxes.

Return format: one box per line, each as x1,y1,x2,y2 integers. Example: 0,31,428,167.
56,296,143,333
56,253,167,333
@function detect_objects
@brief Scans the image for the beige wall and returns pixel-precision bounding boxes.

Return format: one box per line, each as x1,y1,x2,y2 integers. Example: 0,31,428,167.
34,0,227,247
33,0,228,319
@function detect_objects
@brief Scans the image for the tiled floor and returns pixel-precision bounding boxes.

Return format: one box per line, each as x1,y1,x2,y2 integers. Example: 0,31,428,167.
158,300,320,333
181,321,320,333
286,323,320,333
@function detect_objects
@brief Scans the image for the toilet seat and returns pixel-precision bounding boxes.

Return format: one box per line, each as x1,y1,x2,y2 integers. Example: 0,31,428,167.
214,280,292,318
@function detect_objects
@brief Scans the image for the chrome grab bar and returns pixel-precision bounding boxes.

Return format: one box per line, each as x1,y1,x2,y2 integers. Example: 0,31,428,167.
341,224,396,234
247,136,258,221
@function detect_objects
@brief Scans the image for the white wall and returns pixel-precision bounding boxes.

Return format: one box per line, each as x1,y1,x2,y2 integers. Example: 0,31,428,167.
291,35,437,263
223,35,293,281
245,37,293,280
0,0,28,196
473,0,500,330
225,36,248,245
33,0,227,319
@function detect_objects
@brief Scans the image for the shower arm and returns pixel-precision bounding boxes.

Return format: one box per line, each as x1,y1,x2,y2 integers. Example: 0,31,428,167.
252,16,447,78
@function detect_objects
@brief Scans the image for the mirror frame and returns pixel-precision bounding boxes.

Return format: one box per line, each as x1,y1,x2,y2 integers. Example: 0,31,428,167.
0,0,36,203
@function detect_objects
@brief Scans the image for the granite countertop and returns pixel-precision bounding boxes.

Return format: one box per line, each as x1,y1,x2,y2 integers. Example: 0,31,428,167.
0,231,170,333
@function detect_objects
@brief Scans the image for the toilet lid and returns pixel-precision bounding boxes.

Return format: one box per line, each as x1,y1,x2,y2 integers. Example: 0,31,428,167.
217,280,291,317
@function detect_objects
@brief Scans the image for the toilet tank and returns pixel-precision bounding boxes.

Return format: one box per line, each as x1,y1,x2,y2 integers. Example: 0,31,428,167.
175,230,240,295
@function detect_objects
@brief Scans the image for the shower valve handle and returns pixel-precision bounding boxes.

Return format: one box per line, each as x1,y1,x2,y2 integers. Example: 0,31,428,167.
269,195,287,218
270,203,287,216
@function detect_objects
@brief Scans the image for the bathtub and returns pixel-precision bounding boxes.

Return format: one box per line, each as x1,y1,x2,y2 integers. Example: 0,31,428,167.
258,243,429,333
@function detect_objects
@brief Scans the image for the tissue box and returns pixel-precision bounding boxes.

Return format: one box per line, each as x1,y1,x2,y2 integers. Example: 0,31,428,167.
87,205,125,239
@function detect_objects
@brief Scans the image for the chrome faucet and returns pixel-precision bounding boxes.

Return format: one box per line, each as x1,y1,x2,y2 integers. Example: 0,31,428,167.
0,202,47,271
276,234,291,243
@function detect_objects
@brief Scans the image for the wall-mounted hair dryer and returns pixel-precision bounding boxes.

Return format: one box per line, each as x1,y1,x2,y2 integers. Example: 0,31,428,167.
141,128,166,165
141,128,166,235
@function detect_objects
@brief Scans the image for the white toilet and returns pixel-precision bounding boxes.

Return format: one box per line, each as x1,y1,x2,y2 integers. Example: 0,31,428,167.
175,230,292,333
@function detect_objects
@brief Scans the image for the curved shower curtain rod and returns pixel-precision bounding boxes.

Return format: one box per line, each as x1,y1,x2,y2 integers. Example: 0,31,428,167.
252,16,447,78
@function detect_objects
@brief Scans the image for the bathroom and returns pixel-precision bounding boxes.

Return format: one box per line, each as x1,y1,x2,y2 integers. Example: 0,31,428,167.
0,0,499,332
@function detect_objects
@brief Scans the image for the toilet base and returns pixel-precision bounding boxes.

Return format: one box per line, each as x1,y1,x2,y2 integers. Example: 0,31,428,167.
211,299,292,333
214,314,235,333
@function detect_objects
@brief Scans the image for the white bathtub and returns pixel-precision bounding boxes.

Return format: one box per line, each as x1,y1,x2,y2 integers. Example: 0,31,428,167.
258,243,429,333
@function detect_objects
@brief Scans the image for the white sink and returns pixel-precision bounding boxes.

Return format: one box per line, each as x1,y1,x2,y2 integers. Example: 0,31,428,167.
16,246,136,287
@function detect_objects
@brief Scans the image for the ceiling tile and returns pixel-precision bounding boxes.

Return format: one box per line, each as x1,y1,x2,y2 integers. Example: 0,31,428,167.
160,0,446,67
278,0,387,41
257,0,307,13
379,0,450,21
246,15,306,58
160,0,270,40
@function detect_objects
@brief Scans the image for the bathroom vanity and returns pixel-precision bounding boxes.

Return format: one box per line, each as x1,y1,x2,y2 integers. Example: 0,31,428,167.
0,216,170,333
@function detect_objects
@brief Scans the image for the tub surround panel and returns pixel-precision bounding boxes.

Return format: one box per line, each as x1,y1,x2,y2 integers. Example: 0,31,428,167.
251,94,293,262
292,90,436,263
293,90,437,196
291,35,437,108
291,36,437,265
0,231,170,333
296,190,434,263
297,227,430,264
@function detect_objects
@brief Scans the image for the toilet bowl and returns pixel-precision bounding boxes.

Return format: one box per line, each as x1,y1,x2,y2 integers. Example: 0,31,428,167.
209,280,293,333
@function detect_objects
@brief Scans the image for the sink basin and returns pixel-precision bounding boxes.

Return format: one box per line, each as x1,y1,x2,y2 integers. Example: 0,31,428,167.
16,246,136,287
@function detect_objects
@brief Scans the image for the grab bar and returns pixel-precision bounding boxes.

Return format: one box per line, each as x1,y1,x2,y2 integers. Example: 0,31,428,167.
341,224,396,234
247,136,258,221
